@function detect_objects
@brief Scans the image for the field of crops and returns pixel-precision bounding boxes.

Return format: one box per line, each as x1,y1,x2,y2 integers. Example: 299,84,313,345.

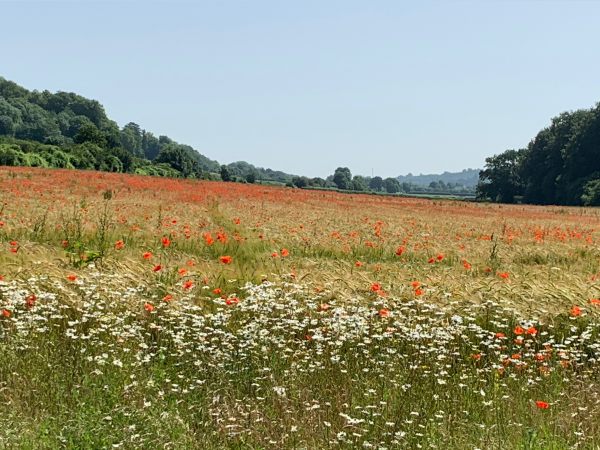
1,166,600,449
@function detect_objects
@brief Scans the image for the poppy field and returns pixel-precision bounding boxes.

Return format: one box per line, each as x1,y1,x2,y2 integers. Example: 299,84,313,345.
1,166,600,449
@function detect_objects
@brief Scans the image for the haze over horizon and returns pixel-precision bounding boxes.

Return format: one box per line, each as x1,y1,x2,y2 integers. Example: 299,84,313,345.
3,0,600,179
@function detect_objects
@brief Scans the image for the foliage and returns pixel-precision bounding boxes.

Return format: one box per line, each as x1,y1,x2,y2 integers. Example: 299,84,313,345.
332,167,352,190
478,103,600,205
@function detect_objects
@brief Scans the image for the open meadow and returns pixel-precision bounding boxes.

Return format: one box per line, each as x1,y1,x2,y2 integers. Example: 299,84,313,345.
1,166,600,449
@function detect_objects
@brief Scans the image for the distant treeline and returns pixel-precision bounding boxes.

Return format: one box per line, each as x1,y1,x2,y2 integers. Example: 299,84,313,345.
285,167,475,195
0,77,295,184
477,103,600,206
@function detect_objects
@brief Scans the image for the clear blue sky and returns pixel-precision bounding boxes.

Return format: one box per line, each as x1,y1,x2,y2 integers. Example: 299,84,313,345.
3,1,600,178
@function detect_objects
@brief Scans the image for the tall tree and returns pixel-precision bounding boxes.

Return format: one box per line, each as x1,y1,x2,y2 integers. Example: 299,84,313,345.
333,167,352,190
477,149,525,203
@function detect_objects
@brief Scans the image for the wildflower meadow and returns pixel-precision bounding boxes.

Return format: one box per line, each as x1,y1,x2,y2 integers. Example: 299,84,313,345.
1,166,600,449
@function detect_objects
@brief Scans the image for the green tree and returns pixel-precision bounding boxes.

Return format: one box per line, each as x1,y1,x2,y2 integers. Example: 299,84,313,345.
582,178,600,206
333,167,352,190
220,165,232,182
383,177,401,193
477,149,525,203
369,176,383,191
352,175,368,191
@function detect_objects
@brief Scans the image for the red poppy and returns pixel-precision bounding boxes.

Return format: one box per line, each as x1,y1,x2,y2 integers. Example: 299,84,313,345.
498,272,510,279
395,246,405,256
281,248,289,257
414,288,423,296
535,401,549,409
212,288,222,295
163,294,173,302
526,327,538,336
378,308,390,318
26,294,36,308
514,326,525,335
371,283,382,292
355,260,363,267
1,309,10,318
66,274,77,282
219,255,233,264
225,297,239,306
203,232,214,246
143,251,153,260
183,280,194,290
153,265,162,272
570,305,582,317
161,236,171,248
144,302,155,312
114,239,125,250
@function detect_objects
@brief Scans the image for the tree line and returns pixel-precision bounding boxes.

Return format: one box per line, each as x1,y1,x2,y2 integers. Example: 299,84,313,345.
477,103,600,206
0,77,294,184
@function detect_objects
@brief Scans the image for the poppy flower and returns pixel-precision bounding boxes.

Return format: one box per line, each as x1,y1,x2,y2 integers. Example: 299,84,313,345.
161,236,171,248
411,281,421,289
271,251,279,258
414,288,423,296
281,248,289,257
378,308,390,318
178,268,188,276
163,294,173,302
212,288,222,295
66,274,77,282
203,233,214,246
142,251,153,260
498,272,510,279
371,283,382,292
462,260,472,270
590,298,600,306
1,309,10,318
436,253,444,261
114,240,125,250
219,255,233,264
26,294,36,308
144,302,155,312
495,332,506,339
225,297,239,306
526,327,538,336
183,280,194,290
535,401,549,409
153,265,162,272
395,246,405,256
570,305,582,317
514,326,525,335
355,261,363,267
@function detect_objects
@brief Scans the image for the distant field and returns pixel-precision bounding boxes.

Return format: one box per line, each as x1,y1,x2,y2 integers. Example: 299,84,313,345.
1,166,600,449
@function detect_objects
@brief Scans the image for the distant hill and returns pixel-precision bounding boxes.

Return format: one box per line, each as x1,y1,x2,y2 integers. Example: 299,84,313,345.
397,169,480,187
0,76,296,183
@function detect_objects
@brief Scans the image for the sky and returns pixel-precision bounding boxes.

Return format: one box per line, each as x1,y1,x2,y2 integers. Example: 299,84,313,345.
2,1,600,178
